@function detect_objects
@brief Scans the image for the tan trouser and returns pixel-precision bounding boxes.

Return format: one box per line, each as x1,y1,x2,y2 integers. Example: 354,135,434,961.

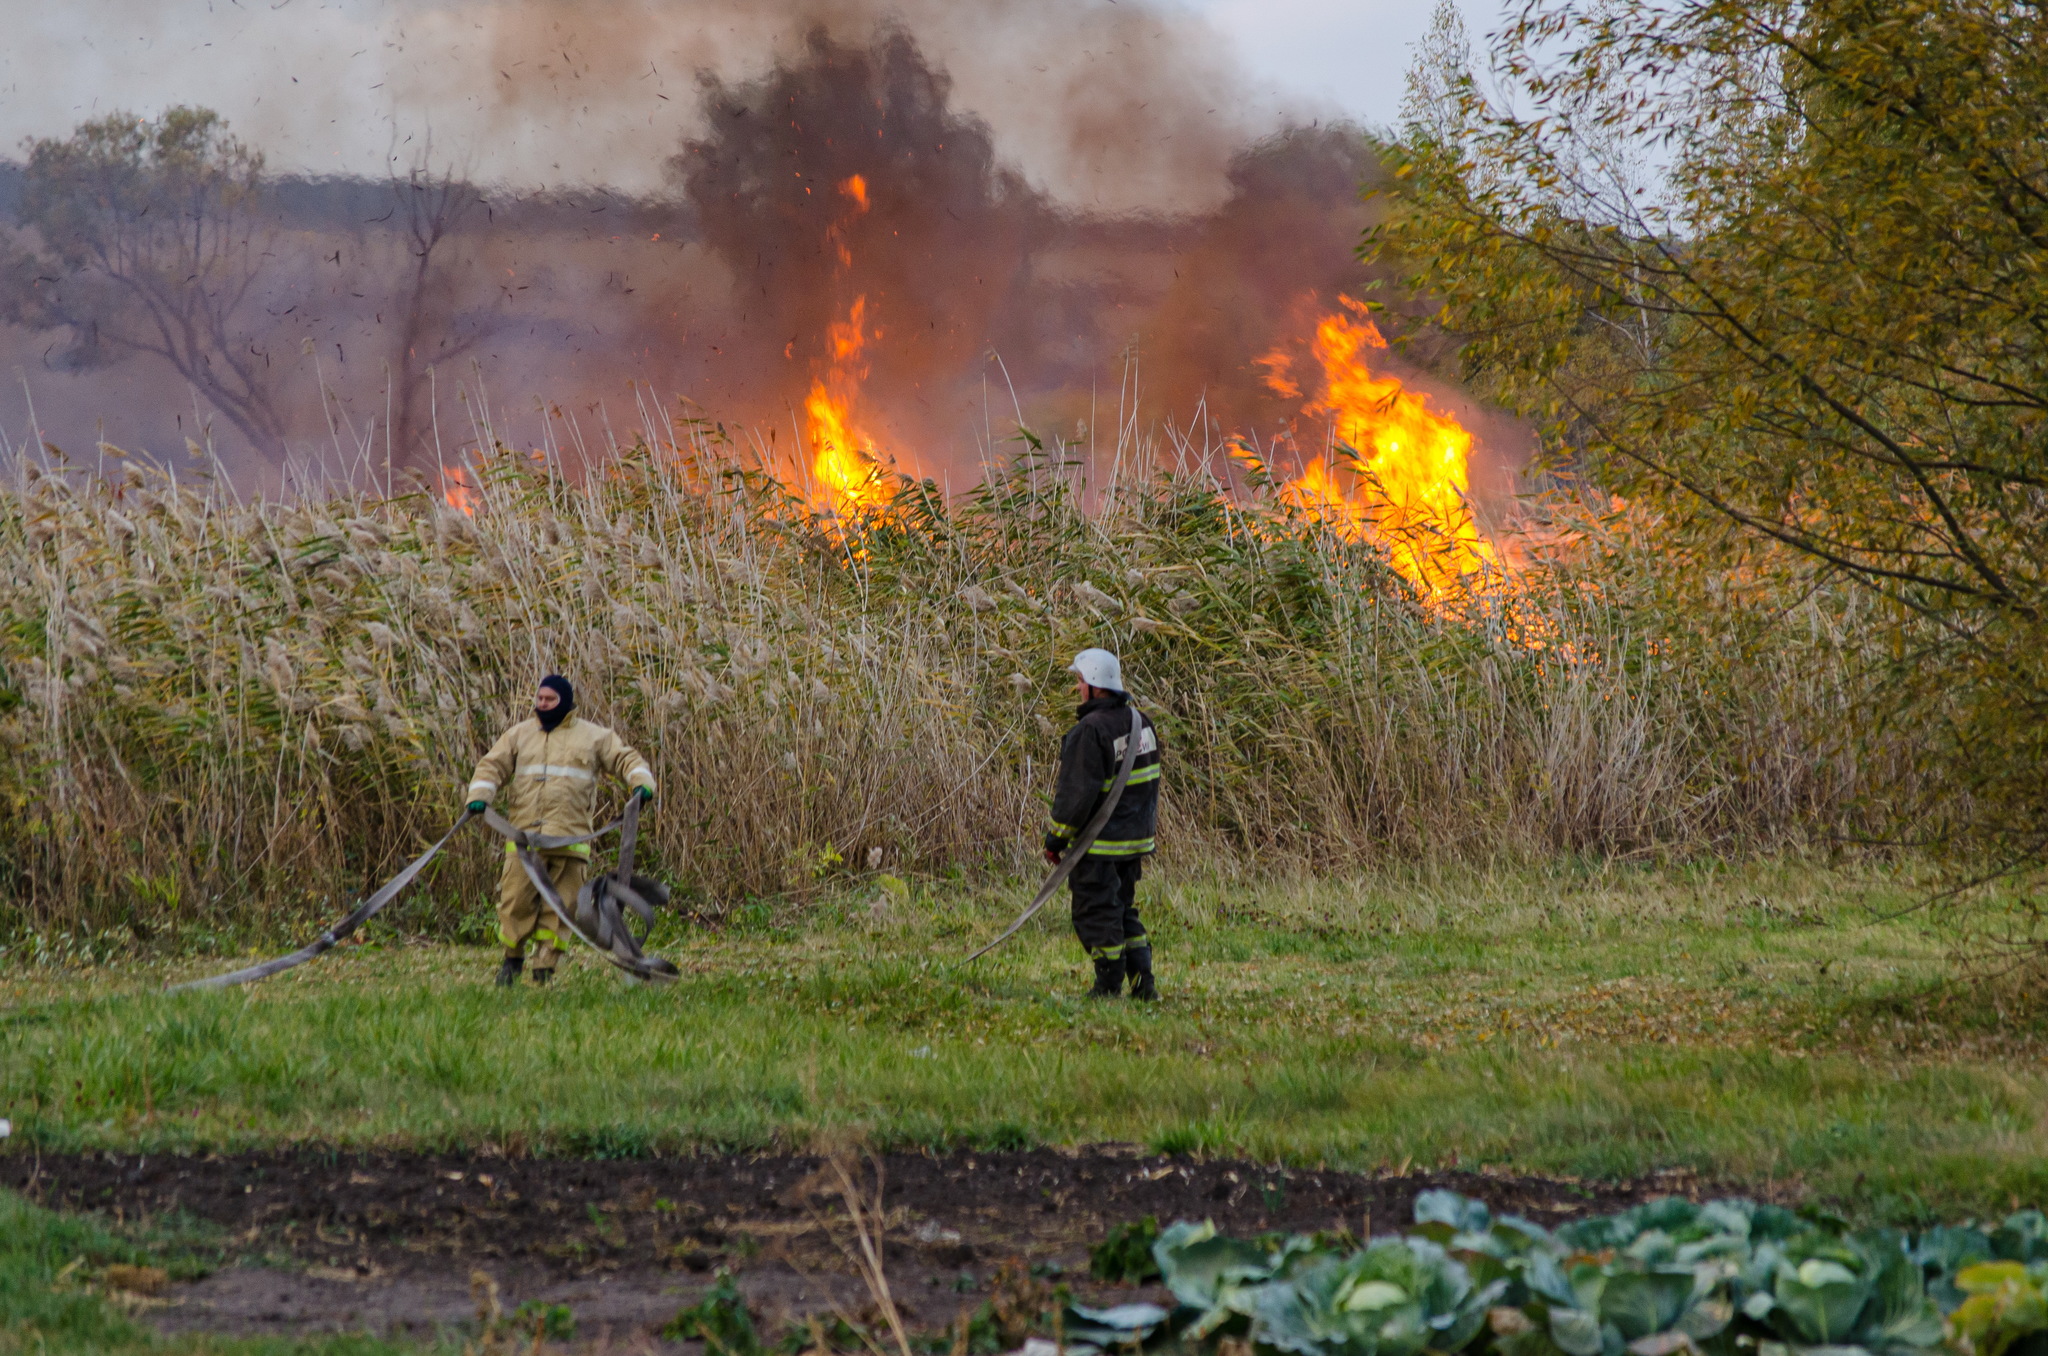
497,848,588,972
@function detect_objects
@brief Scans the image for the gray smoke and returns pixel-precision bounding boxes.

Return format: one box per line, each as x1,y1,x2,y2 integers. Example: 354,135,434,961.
0,0,1271,212
0,1,1528,506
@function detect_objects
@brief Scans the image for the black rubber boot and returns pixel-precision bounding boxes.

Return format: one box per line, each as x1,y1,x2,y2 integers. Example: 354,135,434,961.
1087,956,1125,998
531,968,553,986
1125,945,1158,1002
495,956,523,988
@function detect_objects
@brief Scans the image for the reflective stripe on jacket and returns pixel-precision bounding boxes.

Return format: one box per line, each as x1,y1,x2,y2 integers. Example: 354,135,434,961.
1045,694,1160,858
468,713,656,852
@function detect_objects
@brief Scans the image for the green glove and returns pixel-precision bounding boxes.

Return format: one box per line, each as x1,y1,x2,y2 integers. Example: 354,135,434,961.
467,800,488,813
634,786,655,805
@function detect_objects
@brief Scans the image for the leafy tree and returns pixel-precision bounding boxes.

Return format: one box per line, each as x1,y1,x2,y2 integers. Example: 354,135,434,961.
1377,1,2048,950
1,107,286,455
1399,0,1475,151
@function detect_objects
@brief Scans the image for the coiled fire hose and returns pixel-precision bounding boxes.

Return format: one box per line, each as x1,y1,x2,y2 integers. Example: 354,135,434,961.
167,796,678,992
964,705,1144,964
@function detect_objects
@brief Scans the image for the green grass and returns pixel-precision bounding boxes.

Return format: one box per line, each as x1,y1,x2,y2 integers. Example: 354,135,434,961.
0,1189,453,1354
4,856,2043,1226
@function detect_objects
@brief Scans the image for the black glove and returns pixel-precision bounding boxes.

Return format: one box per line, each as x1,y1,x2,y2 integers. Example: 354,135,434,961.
635,786,655,805
1043,832,1070,858
467,800,488,814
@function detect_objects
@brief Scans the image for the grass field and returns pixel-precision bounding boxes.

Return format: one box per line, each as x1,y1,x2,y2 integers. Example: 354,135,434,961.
6,856,2043,1230
0,1189,450,1354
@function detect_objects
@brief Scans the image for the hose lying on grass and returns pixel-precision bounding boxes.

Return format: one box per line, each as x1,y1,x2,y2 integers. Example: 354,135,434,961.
167,797,677,992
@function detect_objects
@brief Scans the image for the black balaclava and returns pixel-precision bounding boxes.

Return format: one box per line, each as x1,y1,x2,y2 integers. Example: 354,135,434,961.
536,674,575,732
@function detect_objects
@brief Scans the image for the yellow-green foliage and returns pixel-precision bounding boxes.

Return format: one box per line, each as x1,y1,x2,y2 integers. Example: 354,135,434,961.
0,434,1884,949
1376,0,2048,918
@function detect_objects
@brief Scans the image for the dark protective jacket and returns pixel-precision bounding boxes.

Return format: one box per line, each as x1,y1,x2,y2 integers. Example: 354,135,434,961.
1043,693,1161,858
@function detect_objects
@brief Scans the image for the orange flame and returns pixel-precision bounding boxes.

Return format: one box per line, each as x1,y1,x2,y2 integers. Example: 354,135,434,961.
827,294,867,364
804,292,892,514
1264,299,1499,607
442,466,479,517
1255,347,1301,401
829,176,870,269
793,173,895,517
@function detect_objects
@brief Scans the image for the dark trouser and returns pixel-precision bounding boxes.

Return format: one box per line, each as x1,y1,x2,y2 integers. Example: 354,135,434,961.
1069,854,1147,960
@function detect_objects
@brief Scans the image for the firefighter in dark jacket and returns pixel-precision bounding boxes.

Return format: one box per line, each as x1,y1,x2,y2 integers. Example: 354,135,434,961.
1043,648,1161,1000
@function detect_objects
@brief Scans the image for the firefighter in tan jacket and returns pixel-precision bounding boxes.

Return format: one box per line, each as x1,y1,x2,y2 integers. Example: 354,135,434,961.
466,675,656,986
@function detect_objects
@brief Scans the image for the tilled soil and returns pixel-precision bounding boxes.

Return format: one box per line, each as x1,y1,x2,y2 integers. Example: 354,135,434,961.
8,1148,1712,1349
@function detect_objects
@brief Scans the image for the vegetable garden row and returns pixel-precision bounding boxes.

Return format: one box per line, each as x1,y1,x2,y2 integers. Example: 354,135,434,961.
1060,1192,2048,1356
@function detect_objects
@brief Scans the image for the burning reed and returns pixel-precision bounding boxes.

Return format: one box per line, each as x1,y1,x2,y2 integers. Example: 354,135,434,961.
0,424,1889,954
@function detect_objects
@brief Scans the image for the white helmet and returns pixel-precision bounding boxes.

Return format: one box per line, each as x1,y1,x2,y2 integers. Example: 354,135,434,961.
1069,648,1125,693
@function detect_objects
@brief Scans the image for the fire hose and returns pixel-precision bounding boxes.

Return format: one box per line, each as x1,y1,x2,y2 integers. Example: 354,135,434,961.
963,704,1144,964
171,705,1142,987
167,796,678,993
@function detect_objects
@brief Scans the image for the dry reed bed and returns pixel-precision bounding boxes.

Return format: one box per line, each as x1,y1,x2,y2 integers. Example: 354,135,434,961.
0,432,1883,950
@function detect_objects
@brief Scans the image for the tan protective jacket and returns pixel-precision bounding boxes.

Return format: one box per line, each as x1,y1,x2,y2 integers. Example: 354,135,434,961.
467,714,657,853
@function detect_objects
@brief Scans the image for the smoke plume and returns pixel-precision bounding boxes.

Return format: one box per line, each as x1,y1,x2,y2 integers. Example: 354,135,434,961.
0,1,1527,505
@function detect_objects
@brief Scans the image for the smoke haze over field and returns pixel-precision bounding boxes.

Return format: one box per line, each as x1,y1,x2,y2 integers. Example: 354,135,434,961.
0,0,1527,506
1,0,1264,211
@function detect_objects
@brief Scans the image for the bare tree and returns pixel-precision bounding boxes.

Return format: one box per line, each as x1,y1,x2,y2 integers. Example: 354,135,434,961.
0,107,288,456
384,155,488,465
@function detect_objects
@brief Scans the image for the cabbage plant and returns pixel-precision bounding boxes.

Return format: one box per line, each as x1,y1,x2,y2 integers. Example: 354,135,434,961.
1505,1228,1735,1356
1248,1237,1504,1356
1127,1193,2030,1356
1154,1221,1306,1340
1735,1228,1944,1354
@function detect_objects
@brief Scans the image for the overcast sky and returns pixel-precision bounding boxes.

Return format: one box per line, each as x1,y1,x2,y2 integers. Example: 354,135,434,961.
1184,0,1502,130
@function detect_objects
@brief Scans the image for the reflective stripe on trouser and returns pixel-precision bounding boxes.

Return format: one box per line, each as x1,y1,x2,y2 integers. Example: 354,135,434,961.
1068,853,1146,961
504,839,592,860
497,849,588,971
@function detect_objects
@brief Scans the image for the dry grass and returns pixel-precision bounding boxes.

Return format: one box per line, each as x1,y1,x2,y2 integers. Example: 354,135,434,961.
0,411,1899,950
